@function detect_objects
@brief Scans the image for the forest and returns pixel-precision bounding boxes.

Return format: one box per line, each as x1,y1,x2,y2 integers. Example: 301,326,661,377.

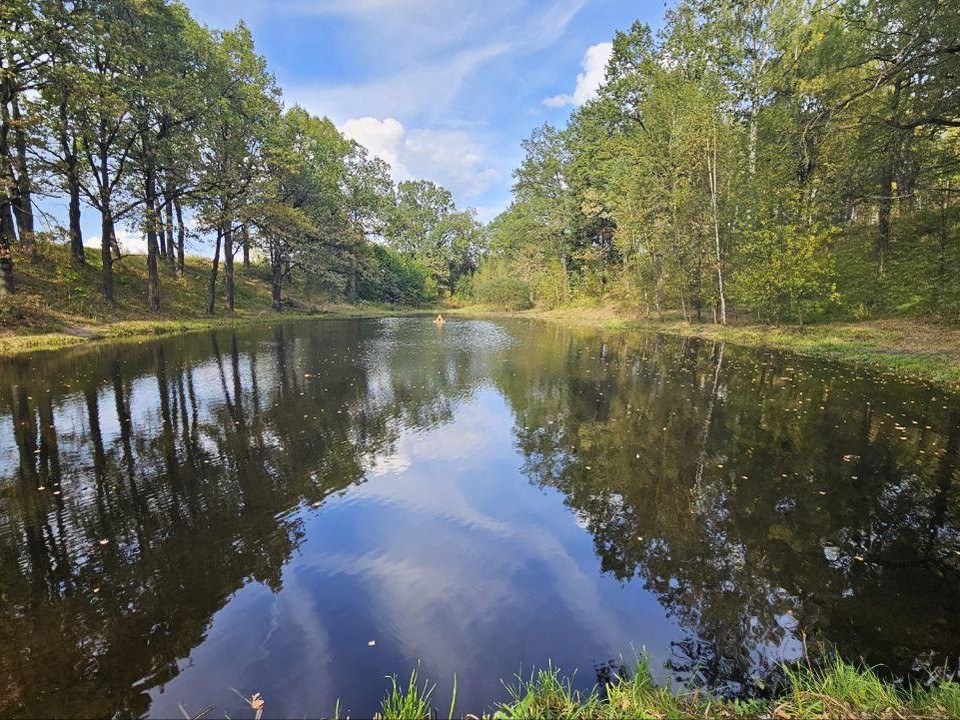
0,0,482,316
1,0,958,328
469,0,960,325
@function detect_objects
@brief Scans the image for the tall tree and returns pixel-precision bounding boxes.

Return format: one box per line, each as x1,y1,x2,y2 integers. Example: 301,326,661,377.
198,21,278,314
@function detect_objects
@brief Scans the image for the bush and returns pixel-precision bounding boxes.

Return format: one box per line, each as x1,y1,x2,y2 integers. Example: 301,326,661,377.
475,275,532,310
462,259,532,310
358,244,437,305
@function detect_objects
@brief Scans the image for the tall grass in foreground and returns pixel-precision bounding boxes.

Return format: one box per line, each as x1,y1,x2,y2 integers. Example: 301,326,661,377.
374,657,960,719
376,666,457,720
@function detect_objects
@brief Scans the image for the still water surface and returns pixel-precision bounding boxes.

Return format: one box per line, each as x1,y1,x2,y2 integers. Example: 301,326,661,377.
0,317,958,717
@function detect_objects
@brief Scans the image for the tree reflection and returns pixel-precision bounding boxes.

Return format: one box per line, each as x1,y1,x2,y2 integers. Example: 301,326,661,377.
493,326,960,693
0,319,490,717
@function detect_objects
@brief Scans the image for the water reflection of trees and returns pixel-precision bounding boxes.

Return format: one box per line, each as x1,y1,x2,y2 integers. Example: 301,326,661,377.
0,319,488,718
493,326,960,693
1,318,958,714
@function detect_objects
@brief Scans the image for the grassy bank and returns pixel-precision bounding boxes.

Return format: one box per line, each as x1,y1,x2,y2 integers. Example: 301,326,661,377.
367,658,960,719
0,245,428,357
450,305,960,387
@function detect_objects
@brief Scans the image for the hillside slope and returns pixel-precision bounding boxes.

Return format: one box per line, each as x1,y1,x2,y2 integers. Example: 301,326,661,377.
0,245,320,332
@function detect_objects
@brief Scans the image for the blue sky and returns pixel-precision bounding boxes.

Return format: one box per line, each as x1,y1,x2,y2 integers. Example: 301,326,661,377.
182,0,669,223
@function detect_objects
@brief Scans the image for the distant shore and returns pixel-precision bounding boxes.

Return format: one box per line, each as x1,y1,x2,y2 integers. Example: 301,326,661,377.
449,305,960,388
0,245,434,358
0,307,432,358
4,248,957,388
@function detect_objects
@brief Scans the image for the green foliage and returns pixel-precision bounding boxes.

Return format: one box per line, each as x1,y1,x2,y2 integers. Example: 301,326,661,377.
0,0,469,316
475,0,960,326
459,259,532,310
494,665,598,719
384,180,482,296
358,244,436,306
734,220,837,325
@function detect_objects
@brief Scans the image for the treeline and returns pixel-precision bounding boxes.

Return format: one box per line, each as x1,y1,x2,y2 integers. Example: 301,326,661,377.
470,0,960,324
0,0,482,312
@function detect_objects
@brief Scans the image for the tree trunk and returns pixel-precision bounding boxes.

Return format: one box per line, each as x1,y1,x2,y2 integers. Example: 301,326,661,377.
560,252,569,304
207,227,222,315
653,252,664,321
174,198,185,276
708,128,727,326
67,167,84,264
224,221,234,312
56,98,85,265
157,215,167,257
101,210,115,302
878,156,893,274
10,95,35,261
0,81,16,294
145,160,161,313
0,199,15,297
271,251,283,311
164,188,175,265
242,224,250,268
347,266,357,303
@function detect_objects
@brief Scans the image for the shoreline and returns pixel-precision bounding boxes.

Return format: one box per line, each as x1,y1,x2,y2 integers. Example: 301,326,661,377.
0,306,435,358
253,657,960,719
4,302,959,390
449,305,960,389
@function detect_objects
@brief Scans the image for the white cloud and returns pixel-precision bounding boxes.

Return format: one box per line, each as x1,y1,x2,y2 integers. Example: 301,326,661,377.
288,41,510,125
340,117,410,176
85,228,148,256
405,128,499,197
340,117,499,199
281,0,590,124
543,41,613,108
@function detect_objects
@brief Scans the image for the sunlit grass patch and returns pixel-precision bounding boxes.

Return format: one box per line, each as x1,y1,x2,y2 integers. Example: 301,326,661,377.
377,666,457,720
493,664,600,719
371,656,960,719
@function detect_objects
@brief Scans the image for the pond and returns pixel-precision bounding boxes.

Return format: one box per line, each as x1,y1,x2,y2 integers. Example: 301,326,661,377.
0,317,958,718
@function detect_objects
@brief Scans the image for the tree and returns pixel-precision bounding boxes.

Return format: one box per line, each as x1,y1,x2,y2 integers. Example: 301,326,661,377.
512,124,576,302
0,0,64,294
197,21,279,314
385,179,481,295
70,0,141,301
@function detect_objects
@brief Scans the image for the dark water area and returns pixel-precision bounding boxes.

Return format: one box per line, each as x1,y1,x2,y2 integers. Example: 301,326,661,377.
0,317,958,718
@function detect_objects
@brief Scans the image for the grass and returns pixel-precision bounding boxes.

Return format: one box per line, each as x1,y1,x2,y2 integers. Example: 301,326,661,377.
376,667,456,720
0,244,431,357
449,304,960,388
371,657,960,719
